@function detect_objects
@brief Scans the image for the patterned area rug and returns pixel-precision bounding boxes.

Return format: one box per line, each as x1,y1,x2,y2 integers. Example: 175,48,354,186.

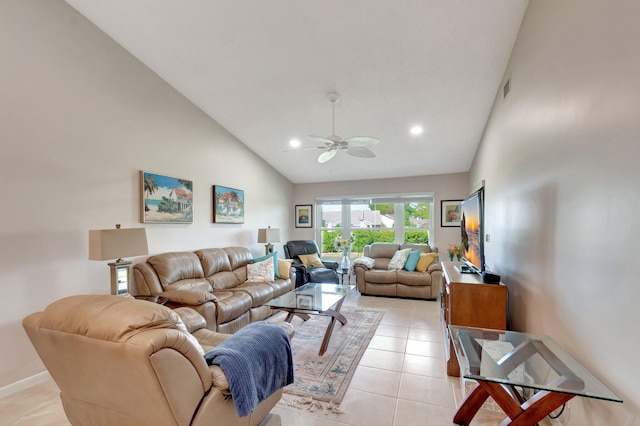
278,306,384,404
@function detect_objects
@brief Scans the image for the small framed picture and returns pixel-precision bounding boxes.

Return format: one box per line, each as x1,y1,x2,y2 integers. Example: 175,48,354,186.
295,204,313,228
213,185,245,224
441,200,463,227
296,294,314,309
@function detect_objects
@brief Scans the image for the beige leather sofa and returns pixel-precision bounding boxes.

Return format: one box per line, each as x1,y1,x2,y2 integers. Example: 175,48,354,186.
23,295,283,426
354,243,442,300
133,247,295,334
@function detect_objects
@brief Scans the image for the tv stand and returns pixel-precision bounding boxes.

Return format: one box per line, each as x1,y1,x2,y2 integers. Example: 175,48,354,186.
440,261,507,376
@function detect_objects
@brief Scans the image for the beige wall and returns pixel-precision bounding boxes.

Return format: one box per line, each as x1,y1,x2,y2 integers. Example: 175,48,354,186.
471,0,639,424
292,173,471,250
0,0,293,391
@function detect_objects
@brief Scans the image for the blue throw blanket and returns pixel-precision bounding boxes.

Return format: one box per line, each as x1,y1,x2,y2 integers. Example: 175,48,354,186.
204,322,294,417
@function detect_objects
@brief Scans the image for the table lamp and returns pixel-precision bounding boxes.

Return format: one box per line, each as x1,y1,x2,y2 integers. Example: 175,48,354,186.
257,226,280,255
89,224,149,295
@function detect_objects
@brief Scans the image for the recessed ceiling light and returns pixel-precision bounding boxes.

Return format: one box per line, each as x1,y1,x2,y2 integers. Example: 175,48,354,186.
410,126,423,135
289,139,301,148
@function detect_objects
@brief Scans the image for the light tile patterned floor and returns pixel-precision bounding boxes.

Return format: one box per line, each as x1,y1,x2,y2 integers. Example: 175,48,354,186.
2,292,551,425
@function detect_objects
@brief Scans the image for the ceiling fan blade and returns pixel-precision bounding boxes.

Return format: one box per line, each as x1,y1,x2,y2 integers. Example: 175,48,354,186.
318,149,337,163
343,136,380,147
307,135,333,145
284,146,324,152
345,146,376,158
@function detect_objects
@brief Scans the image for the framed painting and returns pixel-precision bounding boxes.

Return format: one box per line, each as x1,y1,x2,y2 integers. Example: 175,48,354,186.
213,185,245,224
140,171,193,223
441,200,462,227
295,204,312,228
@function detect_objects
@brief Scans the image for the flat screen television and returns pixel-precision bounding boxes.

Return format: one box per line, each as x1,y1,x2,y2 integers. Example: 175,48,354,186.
460,188,485,274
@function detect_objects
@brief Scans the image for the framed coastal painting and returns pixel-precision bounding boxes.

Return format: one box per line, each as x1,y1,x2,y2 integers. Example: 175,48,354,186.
295,204,312,228
441,200,462,227
213,185,245,224
140,171,193,223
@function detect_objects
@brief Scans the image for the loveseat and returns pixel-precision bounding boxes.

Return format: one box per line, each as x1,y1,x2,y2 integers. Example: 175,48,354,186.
133,247,295,333
23,295,287,425
353,243,441,300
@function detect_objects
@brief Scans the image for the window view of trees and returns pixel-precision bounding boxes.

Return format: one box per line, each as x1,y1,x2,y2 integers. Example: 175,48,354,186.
319,199,432,258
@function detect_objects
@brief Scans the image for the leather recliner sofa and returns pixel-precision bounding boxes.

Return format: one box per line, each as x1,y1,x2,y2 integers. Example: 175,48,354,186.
133,247,295,333
22,295,284,426
354,242,442,300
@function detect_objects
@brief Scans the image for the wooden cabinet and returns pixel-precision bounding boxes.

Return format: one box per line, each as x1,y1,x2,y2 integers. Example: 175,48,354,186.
440,261,507,376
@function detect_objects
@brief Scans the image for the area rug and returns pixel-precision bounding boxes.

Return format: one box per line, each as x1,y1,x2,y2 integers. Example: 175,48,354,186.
278,306,384,405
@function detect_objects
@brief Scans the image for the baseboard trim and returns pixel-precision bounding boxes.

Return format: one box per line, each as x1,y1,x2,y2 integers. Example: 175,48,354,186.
0,371,51,398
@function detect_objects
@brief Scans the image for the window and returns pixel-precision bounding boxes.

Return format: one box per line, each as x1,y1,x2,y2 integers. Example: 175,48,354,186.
316,194,434,259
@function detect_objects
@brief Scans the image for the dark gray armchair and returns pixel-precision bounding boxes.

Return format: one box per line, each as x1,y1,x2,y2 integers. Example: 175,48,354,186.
283,240,339,286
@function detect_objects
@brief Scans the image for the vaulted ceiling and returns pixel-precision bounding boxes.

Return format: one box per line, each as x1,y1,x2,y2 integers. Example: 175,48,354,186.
65,0,528,183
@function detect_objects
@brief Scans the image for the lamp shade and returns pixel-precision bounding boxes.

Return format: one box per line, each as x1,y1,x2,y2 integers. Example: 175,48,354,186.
257,228,280,244
89,227,149,261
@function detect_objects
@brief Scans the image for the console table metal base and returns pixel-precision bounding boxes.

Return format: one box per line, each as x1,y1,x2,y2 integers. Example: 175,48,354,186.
454,381,574,426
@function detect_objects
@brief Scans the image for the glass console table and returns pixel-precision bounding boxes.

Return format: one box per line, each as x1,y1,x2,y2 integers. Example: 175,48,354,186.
449,326,622,425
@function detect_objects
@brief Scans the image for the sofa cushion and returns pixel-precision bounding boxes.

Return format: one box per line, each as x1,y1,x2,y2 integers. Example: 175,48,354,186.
403,250,421,272
397,269,432,286
233,283,276,307
247,258,275,283
225,247,253,270
364,269,398,284
416,252,439,272
195,248,232,276
388,249,411,270
400,243,435,254
147,252,207,288
367,243,400,258
208,271,241,290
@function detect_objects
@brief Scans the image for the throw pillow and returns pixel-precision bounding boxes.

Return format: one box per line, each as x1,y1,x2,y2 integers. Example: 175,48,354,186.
298,253,325,268
388,248,411,270
416,252,439,272
252,251,279,277
246,258,275,283
403,249,422,272
278,258,293,279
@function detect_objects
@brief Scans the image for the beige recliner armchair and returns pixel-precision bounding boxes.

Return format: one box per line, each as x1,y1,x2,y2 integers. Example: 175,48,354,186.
22,295,283,426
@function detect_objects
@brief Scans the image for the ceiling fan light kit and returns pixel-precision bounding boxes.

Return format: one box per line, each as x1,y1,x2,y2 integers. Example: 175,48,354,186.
307,92,380,163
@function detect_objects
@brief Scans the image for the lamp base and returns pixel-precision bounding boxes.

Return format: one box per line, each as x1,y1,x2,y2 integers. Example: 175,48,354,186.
108,260,132,295
264,243,274,256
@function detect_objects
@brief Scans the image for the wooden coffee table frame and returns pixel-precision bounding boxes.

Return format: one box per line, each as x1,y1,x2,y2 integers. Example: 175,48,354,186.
280,294,348,356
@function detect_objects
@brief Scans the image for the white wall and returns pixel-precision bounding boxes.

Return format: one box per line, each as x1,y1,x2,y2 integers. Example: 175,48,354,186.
292,173,470,250
472,0,639,424
0,0,293,390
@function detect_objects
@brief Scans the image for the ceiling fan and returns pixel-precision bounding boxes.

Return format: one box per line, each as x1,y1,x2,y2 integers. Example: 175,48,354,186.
307,92,380,163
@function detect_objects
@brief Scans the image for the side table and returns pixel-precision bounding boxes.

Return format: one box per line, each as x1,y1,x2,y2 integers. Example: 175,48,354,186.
449,325,622,425
337,269,350,284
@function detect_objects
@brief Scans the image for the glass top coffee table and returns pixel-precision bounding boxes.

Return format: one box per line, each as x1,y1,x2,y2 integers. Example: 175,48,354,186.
265,283,355,355
449,326,622,425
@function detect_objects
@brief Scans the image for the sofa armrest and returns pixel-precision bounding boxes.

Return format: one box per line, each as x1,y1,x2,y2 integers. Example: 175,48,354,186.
209,365,231,395
159,289,217,306
427,262,442,273
322,260,339,271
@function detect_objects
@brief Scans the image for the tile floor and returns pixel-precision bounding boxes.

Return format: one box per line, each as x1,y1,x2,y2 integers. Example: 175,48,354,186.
1,292,552,426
